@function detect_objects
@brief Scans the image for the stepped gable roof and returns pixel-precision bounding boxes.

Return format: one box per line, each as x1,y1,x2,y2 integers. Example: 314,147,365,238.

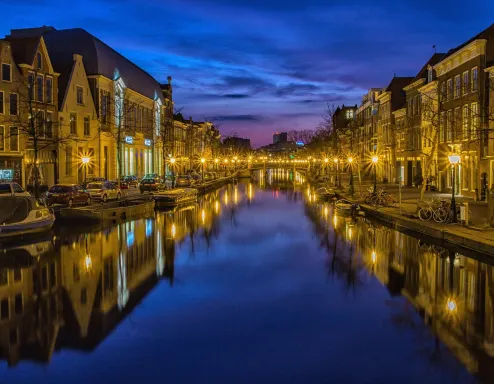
9,27,165,103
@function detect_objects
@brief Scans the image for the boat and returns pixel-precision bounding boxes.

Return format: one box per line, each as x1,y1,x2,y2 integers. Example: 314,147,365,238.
152,188,198,207
335,199,359,216
59,199,155,221
0,196,55,239
315,187,336,200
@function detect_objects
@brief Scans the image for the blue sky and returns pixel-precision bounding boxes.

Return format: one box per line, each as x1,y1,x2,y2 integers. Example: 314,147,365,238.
1,0,493,146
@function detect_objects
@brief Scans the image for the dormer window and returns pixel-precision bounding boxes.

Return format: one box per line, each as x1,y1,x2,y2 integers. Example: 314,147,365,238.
427,66,433,83
36,52,42,70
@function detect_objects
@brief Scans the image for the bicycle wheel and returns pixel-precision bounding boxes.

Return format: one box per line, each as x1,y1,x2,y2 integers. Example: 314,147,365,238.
433,207,449,223
388,195,397,207
365,194,373,204
419,207,432,221
370,195,379,206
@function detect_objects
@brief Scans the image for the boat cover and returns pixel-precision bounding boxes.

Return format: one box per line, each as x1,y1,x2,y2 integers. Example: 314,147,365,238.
0,197,33,224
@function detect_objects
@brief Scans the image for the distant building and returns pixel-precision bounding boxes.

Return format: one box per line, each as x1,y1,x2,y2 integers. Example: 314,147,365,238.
273,132,287,144
221,137,251,154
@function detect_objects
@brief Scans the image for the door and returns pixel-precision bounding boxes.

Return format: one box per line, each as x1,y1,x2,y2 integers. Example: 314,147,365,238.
407,161,413,187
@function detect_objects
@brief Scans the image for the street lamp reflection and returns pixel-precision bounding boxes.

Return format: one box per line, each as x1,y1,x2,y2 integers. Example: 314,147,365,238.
84,254,92,272
171,223,176,239
446,298,457,313
371,250,377,264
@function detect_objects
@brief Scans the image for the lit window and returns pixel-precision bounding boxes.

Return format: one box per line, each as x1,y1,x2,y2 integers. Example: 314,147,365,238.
70,113,77,134
463,71,469,95
472,67,478,92
454,75,460,99
462,105,469,139
447,79,453,100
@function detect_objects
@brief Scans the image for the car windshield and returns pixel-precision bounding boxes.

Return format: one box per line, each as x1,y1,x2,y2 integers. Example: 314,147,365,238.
0,184,11,194
87,183,103,189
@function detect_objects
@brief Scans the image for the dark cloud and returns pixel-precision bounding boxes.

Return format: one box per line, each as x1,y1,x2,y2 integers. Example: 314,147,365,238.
214,115,263,122
223,94,251,99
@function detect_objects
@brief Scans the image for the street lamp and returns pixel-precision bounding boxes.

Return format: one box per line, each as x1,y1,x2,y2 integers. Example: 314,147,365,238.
200,157,206,180
169,157,176,188
371,155,379,193
348,157,354,197
333,157,340,188
448,153,460,223
81,156,90,186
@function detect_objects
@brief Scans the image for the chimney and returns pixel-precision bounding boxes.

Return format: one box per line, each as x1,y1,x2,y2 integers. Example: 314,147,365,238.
167,76,172,85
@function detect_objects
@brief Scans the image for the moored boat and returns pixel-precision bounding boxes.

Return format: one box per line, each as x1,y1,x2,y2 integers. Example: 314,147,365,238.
315,187,336,200
59,199,155,221
152,188,198,207
0,196,55,239
335,199,359,216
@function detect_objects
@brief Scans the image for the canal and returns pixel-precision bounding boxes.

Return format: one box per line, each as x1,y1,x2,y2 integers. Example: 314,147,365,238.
0,169,492,383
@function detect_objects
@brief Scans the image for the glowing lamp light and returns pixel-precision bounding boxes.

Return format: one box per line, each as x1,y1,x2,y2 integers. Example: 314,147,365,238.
224,159,229,163
371,155,379,164
200,158,206,163
214,158,219,163
324,158,329,163
333,158,338,163
446,298,457,312
201,209,205,224
84,255,92,271
371,251,377,264
348,157,354,164
171,224,176,239
448,154,460,165
81,156,90,165
170,157,176,164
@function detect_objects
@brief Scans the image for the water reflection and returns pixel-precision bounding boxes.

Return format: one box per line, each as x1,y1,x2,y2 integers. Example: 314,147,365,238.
305,198,494,382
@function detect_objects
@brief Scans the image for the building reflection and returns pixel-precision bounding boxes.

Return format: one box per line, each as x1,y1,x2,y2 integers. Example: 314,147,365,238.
0,185,241,366
305,199,494,381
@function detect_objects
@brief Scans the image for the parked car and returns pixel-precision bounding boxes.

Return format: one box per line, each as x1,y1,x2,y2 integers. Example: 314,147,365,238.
46,184,91,207
0,182,31,197
139,178,165,193
123,175,139,187
175,175,194,187
85,181,121,202
142,173,159,180
115,179,129,189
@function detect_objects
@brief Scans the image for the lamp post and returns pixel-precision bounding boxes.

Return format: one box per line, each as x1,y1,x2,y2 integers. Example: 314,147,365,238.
348,157,354,198
81,156,90,186
170,157,176,188
200,157,206,180
333,157,339,187
448,153,460,223
371,155,379,193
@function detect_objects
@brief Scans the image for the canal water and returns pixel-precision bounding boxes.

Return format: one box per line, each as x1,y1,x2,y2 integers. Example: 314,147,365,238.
0,169,492,383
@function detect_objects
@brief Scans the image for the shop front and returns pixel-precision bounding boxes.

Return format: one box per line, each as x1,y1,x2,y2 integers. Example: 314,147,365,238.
0,155,23,185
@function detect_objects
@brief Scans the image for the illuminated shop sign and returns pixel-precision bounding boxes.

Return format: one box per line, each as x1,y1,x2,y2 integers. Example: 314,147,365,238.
0,169,13,181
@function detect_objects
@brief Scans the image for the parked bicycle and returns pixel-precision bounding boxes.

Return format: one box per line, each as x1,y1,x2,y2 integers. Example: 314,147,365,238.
364,188,397,207
418,198,472,223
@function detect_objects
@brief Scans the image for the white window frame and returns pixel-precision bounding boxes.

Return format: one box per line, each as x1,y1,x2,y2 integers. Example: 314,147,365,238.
0,125,4,151
462,105,469,139
9,92,18,116
9,126,19,152
36,74,44,103
45,76,53,104
462,71,469,95
472,67,478,92
447,79,453,100
76,85,84,105
454,75,460,99
1,63,12,82
36,51,43,70
83,115,90,136
70,112,77,135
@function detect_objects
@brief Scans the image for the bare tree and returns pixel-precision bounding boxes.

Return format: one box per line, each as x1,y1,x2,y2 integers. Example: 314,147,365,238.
4,70,74,197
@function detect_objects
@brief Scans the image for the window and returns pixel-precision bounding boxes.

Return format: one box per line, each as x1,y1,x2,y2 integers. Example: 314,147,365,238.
1,63,11,82
65,146,72,176
36,52,42,70
28,73,34,100
0,299,9,320
46,112,53,138
447,79,453,100
73,263,80,282
0,270,7,286
0,91,3,114
36,110,45,138
45,77,53,104
9,127,18,151
428,66,433,83
441,82,446,100
13,269,21,282
84,115,90,136
81,288,88,305
447,110,453,141
462,105,469,139
454,107,460,140
471,102,479,139
0,126,4,151
463,71,469,95
440,112,445,142
345,110,354,119
14,294,22,314
454,75,460,98
9,93,18,115
70,113,77,134
472,67,478,92
76,86,84,105
36,75,44,102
